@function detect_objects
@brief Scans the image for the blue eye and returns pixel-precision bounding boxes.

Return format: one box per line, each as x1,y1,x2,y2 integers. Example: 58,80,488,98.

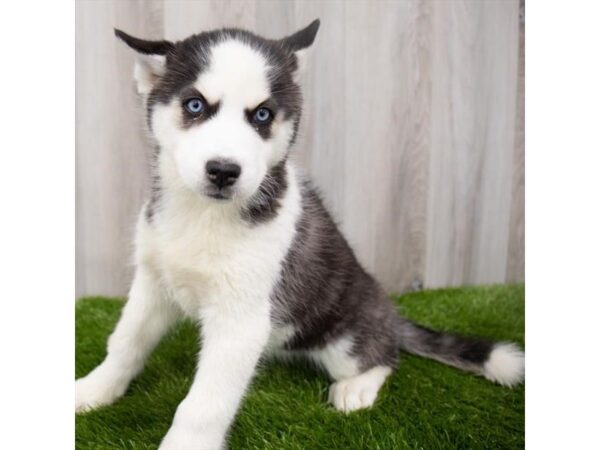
184,98,205,114
253,107,273,124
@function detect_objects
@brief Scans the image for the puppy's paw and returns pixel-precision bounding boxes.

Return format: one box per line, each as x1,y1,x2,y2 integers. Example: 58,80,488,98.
75,367,127,413
159,425,223,450
328,366,392,413
328,378,377,413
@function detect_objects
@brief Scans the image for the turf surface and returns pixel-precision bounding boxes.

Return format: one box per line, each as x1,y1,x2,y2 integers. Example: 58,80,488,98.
76,285,525,450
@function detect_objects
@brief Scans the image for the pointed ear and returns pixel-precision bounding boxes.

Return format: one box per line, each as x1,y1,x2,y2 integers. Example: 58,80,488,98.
114,29,174,95
280,19,320,78
281,19,320,52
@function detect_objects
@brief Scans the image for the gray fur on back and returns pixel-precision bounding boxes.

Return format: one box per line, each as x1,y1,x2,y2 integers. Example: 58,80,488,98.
271,179,494,374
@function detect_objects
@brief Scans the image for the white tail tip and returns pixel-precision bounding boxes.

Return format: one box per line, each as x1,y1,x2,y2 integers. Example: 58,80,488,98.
483,342,525,387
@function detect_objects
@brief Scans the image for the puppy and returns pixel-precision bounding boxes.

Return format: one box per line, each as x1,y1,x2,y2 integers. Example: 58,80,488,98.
75,20,524,449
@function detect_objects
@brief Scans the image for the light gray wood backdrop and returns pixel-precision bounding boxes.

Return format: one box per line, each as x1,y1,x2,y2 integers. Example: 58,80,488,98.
76,0,524,298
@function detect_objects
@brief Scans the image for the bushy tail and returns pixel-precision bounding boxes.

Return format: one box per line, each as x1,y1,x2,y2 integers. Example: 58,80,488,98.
396,317,524,387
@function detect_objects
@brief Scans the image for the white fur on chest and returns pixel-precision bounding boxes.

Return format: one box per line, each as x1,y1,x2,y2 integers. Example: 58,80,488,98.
135,164,301,318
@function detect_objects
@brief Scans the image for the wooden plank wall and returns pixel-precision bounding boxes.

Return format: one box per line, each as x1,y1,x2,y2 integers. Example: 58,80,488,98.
75,0,524,298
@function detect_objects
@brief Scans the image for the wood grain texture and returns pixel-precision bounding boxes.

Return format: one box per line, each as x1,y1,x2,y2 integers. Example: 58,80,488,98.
425,0,520,288
75,0,524,297
369,0,432,293
76,0,163,298
163,0,257,40
506,0,525,283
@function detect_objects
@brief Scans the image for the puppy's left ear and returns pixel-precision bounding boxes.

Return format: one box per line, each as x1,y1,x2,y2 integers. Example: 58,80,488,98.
280,19,320,78
114,29,175,95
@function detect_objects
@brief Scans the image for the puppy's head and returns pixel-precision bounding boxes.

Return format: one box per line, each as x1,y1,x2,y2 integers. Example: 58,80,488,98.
115,20,319,203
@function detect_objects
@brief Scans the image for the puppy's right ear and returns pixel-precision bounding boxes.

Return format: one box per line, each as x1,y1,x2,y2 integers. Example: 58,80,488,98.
114,29,174,95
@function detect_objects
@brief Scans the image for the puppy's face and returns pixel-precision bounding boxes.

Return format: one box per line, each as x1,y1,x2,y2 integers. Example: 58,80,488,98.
116,22,319,203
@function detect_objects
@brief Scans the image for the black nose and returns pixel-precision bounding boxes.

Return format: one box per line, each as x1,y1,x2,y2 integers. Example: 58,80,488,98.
205,160,241,189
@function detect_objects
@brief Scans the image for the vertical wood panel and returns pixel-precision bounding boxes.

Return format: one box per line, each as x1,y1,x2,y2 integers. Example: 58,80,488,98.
425,0,520,288
76,0,524,298
163,0,256,40
292,0,348,225
370,0,432,293
507,0,525,282
75,0,163,298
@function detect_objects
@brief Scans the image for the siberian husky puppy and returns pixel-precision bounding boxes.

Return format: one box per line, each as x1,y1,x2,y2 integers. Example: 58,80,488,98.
75,20,524,449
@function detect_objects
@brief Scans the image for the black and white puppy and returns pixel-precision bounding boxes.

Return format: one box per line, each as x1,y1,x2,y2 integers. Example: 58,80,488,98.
75,20,524,450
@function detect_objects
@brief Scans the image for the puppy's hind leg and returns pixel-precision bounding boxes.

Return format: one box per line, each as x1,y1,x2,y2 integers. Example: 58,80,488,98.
75,266,179,412
310,337,393,413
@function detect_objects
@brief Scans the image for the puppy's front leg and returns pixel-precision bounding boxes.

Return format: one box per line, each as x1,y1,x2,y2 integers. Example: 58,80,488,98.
76,266,179,412
159,299,271,450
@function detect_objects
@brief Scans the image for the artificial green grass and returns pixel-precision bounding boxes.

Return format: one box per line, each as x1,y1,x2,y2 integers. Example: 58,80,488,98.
76,285,524,450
